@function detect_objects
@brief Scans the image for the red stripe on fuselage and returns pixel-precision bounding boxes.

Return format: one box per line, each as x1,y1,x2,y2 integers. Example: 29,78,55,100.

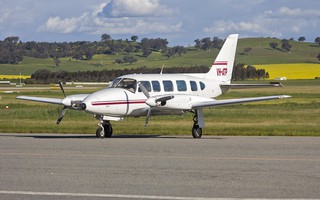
92,100,146,106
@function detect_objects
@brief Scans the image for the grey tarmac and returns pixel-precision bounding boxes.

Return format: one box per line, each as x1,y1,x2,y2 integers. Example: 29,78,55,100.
0,133,319,199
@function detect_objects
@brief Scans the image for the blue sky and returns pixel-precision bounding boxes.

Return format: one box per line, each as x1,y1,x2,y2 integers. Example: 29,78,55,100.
0,0,319,46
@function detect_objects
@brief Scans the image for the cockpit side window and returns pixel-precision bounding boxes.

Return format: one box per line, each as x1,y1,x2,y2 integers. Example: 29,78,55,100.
110,78,122,88
112,78,137,93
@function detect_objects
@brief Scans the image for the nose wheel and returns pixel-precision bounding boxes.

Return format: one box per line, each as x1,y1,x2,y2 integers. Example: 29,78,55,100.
96,120,113,138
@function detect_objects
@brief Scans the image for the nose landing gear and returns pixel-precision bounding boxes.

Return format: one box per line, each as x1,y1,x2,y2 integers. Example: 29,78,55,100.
96,116,113,138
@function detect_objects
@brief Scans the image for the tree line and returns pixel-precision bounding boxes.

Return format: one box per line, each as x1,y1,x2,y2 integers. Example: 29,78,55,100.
26,64,267,84
0,35,188,65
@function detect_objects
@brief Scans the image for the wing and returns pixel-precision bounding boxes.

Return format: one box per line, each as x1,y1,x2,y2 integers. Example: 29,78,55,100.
220,82,283,89
16,96,63,105
192,95,291,109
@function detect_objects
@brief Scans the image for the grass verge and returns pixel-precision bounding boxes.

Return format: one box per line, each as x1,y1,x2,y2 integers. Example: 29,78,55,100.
0,80,319,136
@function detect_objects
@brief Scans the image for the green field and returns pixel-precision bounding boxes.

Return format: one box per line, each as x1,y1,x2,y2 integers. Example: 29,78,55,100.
0,37,319,76
1,80,319,136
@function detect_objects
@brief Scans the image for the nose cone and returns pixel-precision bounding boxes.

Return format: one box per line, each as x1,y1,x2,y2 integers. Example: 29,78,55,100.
80,103,86,110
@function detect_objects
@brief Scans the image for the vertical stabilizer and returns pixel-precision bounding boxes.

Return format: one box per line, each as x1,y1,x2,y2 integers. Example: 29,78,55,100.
204,34,238,83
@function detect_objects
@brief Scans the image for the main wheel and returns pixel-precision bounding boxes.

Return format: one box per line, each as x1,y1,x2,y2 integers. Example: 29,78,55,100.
96,127,105,139
192,125,202,138
103,124,113,137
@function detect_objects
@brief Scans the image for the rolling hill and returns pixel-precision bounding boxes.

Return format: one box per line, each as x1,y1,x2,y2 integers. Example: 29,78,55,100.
0,37,319,78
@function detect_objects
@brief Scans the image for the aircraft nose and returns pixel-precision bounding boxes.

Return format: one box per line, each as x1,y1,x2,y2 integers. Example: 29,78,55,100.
80,103,86,110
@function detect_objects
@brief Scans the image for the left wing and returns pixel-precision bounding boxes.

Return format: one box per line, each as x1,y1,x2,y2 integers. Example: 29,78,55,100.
16,96,63,105
192,95,291,109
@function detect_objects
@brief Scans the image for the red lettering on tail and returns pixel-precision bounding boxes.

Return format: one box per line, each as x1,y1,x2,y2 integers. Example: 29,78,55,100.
216,68,228,76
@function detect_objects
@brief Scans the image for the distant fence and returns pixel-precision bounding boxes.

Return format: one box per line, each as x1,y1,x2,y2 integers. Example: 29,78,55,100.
65,82,110,85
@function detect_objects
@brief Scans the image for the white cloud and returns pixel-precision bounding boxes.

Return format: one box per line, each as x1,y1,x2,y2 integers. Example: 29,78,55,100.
38,0,181,36
277,7,320,18
203,6,320,39
100,0,174,18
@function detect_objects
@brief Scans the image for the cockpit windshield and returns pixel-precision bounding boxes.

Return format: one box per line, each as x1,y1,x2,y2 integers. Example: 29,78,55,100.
110,78,137,93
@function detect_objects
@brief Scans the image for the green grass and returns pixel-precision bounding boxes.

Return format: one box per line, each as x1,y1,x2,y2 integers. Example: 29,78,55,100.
1,80,319,136
1,37,319,76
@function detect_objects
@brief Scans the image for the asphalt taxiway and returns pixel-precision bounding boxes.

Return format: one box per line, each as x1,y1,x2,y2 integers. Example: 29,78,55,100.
0,133,319,199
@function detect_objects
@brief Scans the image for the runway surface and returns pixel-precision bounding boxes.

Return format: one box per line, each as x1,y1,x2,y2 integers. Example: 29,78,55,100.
0,133,319,199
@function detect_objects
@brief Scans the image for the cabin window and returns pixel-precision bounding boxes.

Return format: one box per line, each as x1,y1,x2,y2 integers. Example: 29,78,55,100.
200,81,205,90
113,78,137,93
176,80,187,91
163,80,173,92
152,81,161,92
190,81,198,91
138,81,151,92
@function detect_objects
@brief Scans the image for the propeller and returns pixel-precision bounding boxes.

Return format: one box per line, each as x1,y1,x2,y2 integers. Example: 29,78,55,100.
57,106,67,125
137,82,174,127
57,80,68,125
58,80,66,97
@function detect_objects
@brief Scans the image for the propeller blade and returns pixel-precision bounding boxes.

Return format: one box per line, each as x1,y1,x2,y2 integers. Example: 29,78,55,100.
145,108,152,127
137,82,150,98
57,106,67,125
58,80,66,97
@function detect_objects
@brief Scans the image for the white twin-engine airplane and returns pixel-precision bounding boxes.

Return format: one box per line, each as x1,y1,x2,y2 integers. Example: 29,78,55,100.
17,34,290,138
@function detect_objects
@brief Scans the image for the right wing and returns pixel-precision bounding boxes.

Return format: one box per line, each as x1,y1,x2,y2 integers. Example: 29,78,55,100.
192,95,291,109
16,96,63,105
220,82,283,89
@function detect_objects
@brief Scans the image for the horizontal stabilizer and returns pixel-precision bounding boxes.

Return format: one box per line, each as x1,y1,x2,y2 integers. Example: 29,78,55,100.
192,95,291,109
16,96,63,105
220,82,283,89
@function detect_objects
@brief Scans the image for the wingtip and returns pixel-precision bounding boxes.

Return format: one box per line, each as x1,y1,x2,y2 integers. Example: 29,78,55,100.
280,95,292,99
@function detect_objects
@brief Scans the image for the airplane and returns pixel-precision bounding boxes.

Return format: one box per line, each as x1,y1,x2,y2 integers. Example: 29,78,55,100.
17,34,291,139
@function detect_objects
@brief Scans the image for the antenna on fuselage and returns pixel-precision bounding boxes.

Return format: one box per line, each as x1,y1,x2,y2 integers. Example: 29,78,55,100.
160,64,164,74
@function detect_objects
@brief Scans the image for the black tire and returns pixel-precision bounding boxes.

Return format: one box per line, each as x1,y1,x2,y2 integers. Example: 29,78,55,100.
192,125,202,138
96,127,105,139
103,124,113,138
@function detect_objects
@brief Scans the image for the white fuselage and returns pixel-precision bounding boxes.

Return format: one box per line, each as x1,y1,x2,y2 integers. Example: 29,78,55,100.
81,73,225,118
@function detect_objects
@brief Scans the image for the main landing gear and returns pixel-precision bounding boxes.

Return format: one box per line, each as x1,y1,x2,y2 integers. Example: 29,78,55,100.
96,117,113,139
191,109,204,139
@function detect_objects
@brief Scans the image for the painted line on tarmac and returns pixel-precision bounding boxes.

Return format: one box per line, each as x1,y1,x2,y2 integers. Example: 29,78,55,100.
1,152,320,162
0,190,319,200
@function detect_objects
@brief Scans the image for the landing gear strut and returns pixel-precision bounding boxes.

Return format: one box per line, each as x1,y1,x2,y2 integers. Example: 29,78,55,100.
96,117,113,138
192,109,204,138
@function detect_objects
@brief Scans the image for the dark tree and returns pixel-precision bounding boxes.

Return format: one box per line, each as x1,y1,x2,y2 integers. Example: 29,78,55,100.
53,57,61,68
298,36,306,42
101,34,111,42
317,53,320,61
194,39,201,49
131,35,138,42
315,37,320,45
200,37,212,52
123,55,137,64
281,39,293,52
211,37,224,49
244,47,252,55
269,42,278,50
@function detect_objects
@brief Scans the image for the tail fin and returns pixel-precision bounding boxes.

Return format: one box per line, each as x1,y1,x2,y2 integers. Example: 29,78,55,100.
204,34,238,83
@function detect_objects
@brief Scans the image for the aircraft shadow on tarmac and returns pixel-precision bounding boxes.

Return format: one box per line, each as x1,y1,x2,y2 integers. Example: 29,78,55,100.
9,134,227,140
13,134,161,139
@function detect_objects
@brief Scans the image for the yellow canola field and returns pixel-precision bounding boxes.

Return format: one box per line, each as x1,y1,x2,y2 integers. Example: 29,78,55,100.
254,63,320,79
0,75,31,79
